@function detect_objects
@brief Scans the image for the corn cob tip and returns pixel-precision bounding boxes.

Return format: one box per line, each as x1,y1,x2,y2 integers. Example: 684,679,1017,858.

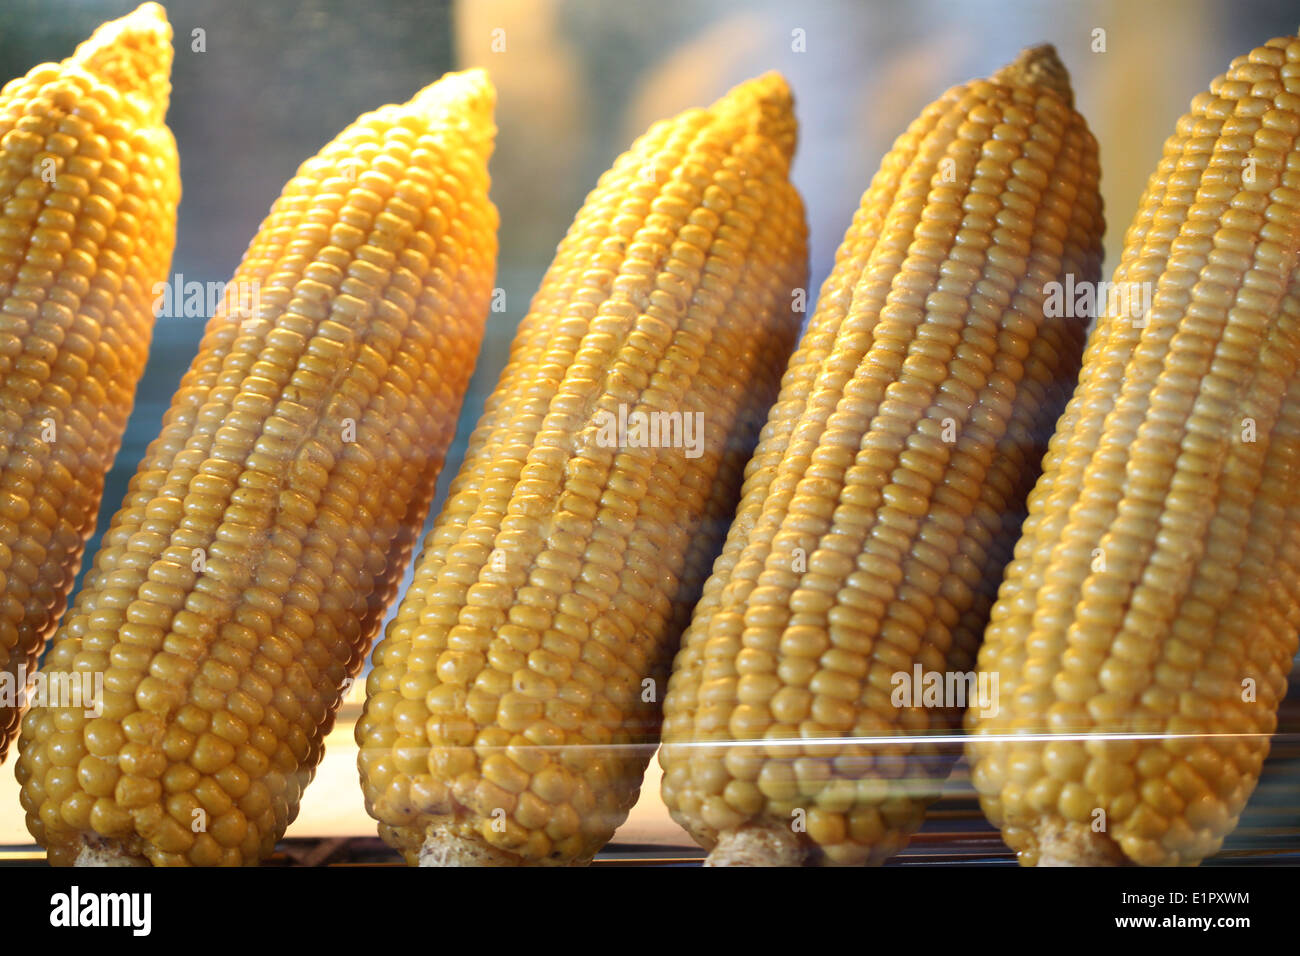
704,827,805,867
69,1,173,123
991,43,1073,107
407,68,497,154
410,67,495,114
711,71,798,167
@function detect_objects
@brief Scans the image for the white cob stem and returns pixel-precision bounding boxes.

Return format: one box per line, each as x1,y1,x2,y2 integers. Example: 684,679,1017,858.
418,828,525,867
705,828,805,867
74,836,148,867
1035,822,1129,867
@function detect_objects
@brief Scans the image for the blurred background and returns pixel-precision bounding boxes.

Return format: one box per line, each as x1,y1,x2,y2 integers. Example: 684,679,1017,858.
0,0,1298,862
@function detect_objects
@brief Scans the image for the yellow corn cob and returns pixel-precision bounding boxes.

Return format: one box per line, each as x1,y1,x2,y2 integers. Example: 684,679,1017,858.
658,46,1105,866
0,3,179,763
966,32,1300,867
15,69,498,866
357,73,808,866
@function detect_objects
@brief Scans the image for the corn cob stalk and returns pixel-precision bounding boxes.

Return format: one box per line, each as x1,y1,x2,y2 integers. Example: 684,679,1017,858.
357,73,808,866
966,32,1300,867
0,3,179,763
658,46,1104,866
16,69,498,866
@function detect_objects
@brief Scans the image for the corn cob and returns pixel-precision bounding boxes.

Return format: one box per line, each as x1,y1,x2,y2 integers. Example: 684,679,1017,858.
0,3,179,763
357,73,809,866
658,46,1104,866
966,32,1300,867
15,69,498,866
